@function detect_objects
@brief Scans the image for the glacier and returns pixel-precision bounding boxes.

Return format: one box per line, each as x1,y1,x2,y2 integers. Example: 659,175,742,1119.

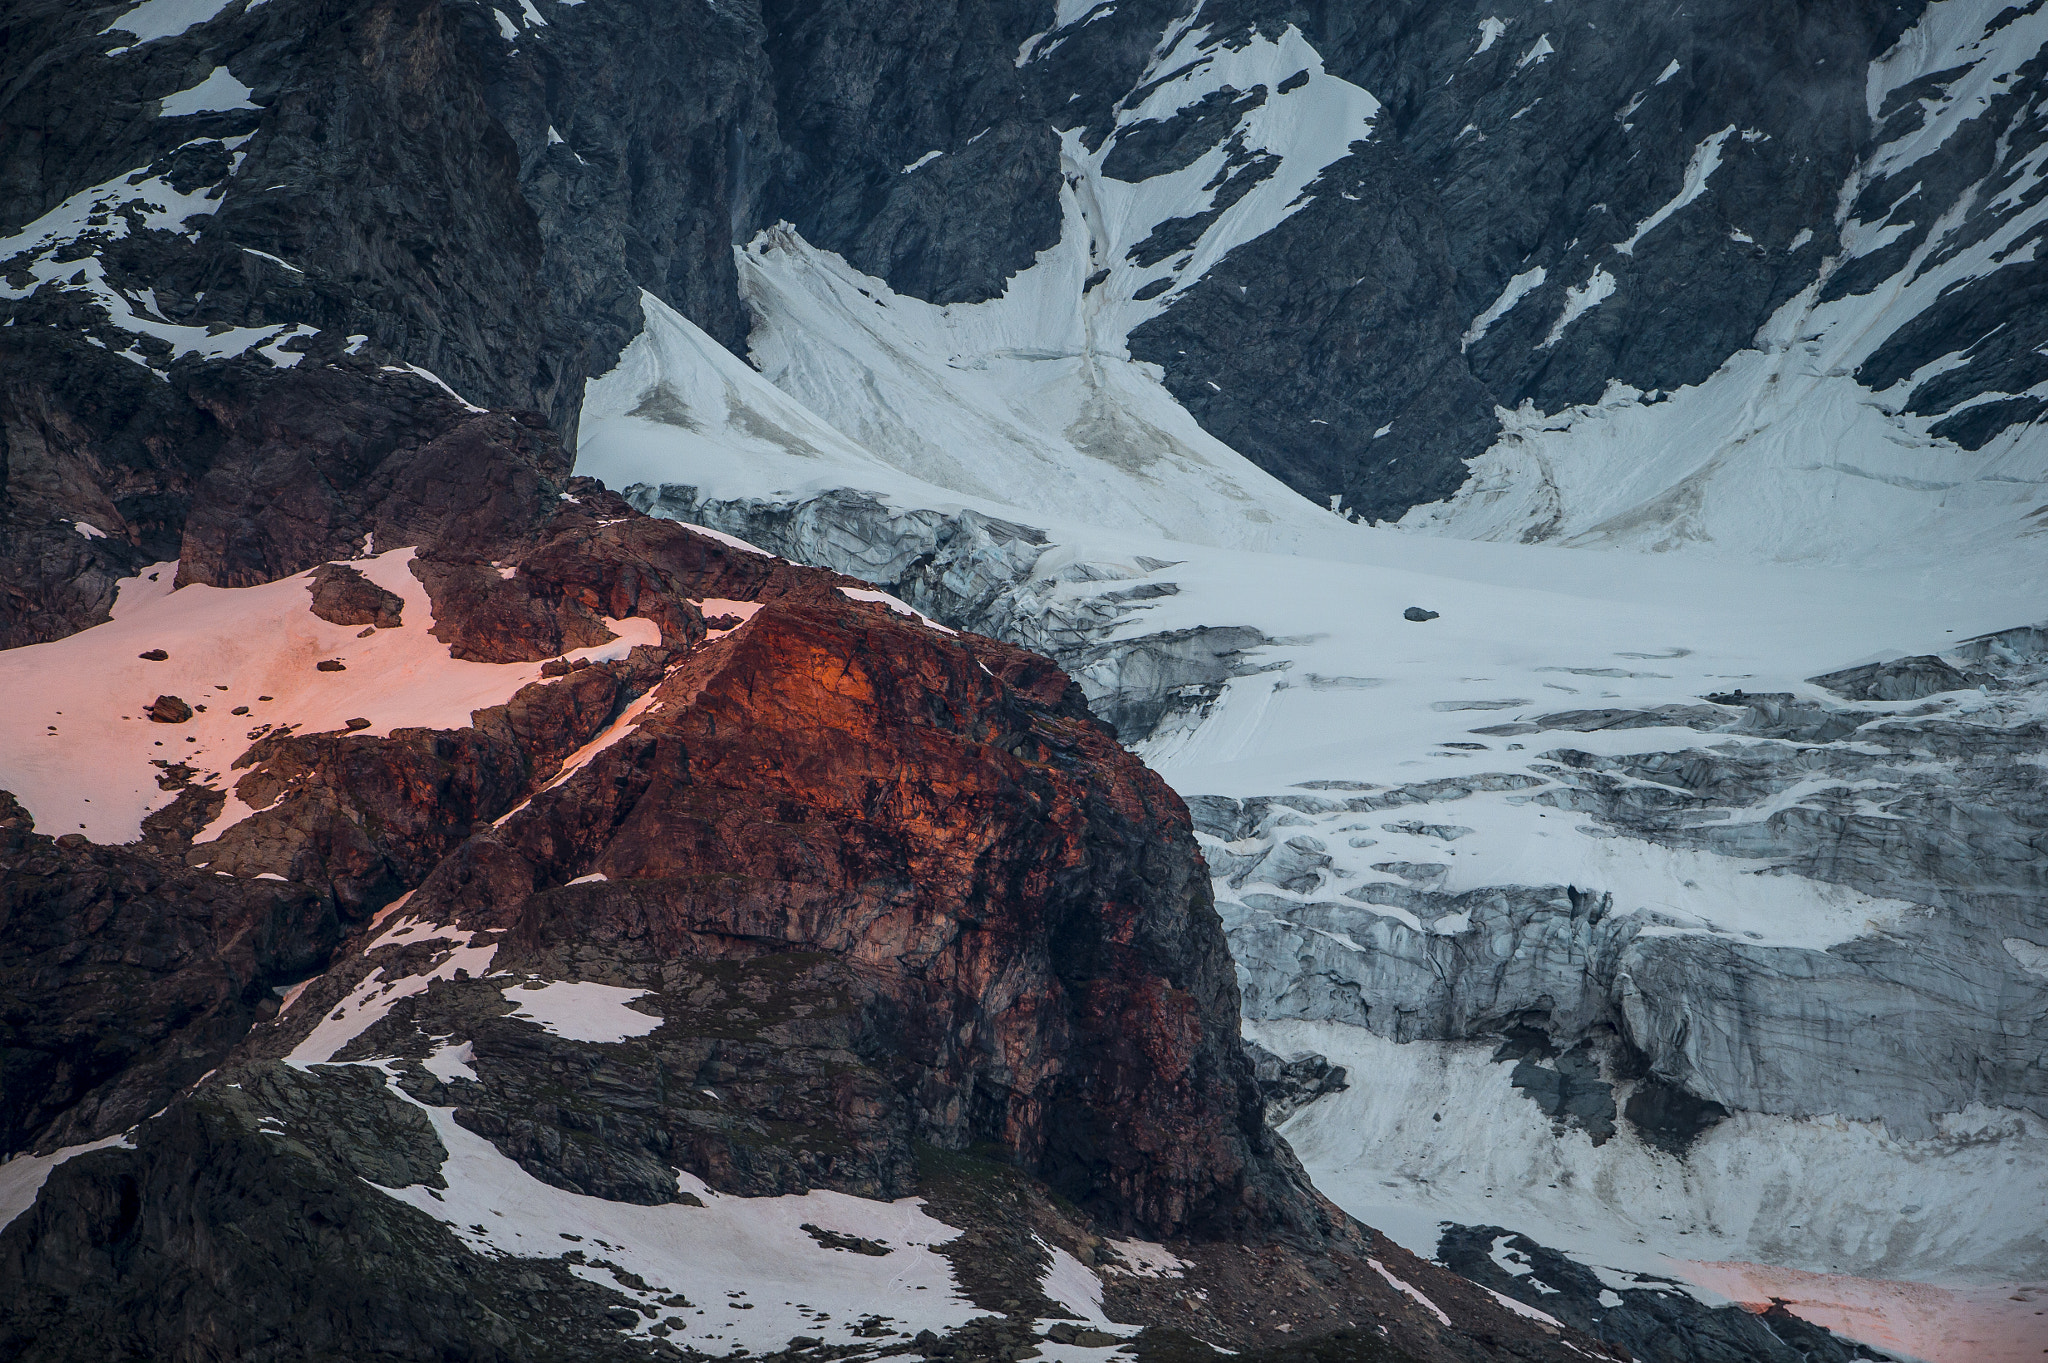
572,6,2048,1355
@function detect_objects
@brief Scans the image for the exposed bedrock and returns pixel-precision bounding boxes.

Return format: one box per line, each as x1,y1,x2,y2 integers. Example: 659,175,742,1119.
257,578,1317,1241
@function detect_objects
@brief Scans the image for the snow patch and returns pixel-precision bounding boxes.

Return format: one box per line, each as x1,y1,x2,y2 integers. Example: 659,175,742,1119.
1539,268,1616,348
692,598,765,637
158,66,257,116
1483,1286,1564,1327
241,247,303,273
0,1132,136,1233
1515,35,1553,71
684,523,777,558
1102,1238,1191,1278
493,679,669,827
423,1038,478,1083
839,587,958,634
381,364,487,412
377,1102,979,1355
1462,267,1547,350
100,0,236,44
1614,126,1737,256
1368,1258,1452,1325
2003,937,2048,979
500,981,663,1043
285,937,500,1069
1034,1236,1129,1330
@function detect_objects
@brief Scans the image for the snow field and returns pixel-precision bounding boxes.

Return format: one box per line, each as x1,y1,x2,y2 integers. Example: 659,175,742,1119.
1256,1019,2048,1359
0,548,656,845
379,1098,983,1355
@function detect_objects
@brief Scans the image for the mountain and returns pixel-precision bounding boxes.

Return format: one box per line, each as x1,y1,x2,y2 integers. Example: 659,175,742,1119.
2,0,2044,1361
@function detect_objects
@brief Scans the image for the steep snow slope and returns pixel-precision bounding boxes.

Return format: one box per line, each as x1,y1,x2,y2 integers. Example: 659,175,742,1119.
1400,0,2048,567
677,14,1395,553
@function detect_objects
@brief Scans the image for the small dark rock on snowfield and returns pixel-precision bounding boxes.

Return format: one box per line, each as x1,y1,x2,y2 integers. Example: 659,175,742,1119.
308,562,406,630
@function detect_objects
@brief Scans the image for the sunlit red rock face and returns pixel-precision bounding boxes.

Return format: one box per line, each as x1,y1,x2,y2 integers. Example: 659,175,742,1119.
277,503,1321,1241
1,357,1312,1240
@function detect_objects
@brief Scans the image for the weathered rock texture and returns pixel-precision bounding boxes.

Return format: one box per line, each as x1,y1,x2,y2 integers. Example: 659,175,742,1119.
254,536,1319,1241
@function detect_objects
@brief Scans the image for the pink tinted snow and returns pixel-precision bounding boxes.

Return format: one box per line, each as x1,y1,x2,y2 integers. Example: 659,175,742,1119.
0,548,658,845
1674,1259,2047,1363
692,598,764,640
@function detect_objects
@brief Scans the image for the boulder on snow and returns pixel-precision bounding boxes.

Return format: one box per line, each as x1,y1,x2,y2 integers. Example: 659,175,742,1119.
146,695,192,723
1244,1041,1350,1122
1403,606,1439,622
137,648,168,661
307,562,404,629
